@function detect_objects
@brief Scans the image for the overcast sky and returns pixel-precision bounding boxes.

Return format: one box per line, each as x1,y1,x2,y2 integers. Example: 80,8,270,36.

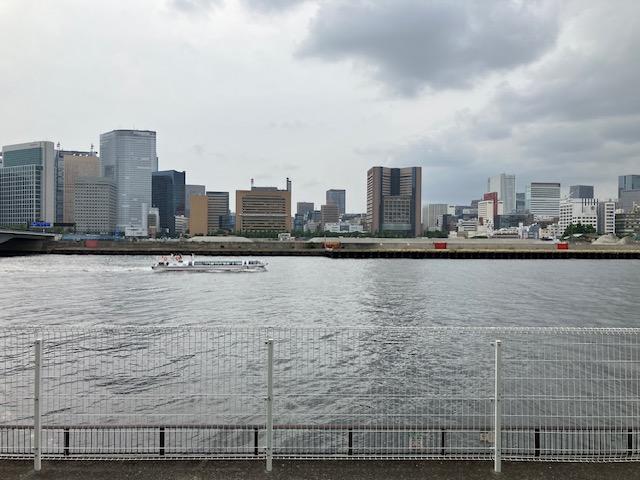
1,0,638,211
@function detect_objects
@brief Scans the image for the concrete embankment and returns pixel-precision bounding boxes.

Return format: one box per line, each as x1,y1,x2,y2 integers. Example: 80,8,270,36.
41,239,640,259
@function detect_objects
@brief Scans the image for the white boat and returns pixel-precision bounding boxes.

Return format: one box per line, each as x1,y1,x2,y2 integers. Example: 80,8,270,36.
152,254,267,273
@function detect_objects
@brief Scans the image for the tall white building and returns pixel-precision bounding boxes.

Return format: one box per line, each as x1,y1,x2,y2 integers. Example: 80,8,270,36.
100,130,157,231
478,200,495,227
487,173,516,214
559,198,598,236
526,182,561,219
0,141,56,226
597,201,616,235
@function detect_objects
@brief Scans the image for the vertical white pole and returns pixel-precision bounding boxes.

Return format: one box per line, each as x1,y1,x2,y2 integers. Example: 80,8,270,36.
266,338,274,472
494,339,502,473
34,339,42,472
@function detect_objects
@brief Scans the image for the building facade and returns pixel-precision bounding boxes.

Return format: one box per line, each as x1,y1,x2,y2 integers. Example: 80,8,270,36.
0,141,56,226
618,175,640,198
366,166,421,236
185,184,205,218
74,176,117,234
206,191,230,233
615,206,640,237
569,185,594,199
597,201,616,235
152,170,186,235
325,189,346,215
487,173,516,214
61,152,100,224
526,182,561,219
100,130,157,232
235,181,291,233
188,195,208,236
558,198,598,236
320,204,340,229
423,203,448,232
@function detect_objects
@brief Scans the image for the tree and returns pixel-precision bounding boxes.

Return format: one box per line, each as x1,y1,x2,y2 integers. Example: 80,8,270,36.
562,222,596,238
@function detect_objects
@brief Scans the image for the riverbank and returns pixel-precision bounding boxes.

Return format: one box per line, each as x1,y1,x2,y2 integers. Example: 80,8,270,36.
41,238,640,259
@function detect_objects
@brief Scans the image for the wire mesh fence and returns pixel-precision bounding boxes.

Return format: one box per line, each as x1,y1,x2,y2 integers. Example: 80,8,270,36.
0,327,639,464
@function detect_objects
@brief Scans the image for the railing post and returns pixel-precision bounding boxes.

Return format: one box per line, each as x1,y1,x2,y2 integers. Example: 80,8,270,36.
265,338,274,472
34,339,42,472
494,339,502,473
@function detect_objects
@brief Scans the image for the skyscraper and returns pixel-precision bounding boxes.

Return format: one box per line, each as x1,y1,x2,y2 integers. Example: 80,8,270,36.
100,130,157,231
59,151,101,224
366,166,421,237
487,174,516,214
152,170,186,235
235,179,291,233
185,184,206,217
423,203,448,231
206,191,230,232
525,182,561,219
325,189,346,215
569,185,594,199
618,175,640,212
0,141,56,226
74,176,117,234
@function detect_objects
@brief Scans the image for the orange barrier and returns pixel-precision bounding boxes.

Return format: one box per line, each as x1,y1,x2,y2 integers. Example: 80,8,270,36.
434,242,448,250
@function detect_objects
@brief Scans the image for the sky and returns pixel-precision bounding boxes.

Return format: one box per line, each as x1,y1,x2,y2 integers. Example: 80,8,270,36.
0,0,638,212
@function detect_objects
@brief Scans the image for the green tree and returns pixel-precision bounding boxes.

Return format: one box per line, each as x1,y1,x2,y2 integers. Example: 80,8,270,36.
562,222,596,238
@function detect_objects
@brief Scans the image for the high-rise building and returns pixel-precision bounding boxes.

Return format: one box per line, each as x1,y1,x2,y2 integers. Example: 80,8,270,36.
185,184,205,217
326,189,346,215
206,191,230,233
515,192,526,213
487,174,516,214
152,170,186,235
74,176,117,234
189,195,208,236
618,175,640,212
423,204,448,232
59,151,101,224
296,202,314,217
0,141,56,226
100,130,157,231
558,198,598,236
366,166,421,236
569,185,594,199
235,179,292,233
597,201,616,235
320,204,340,229
525,182,561,219
615,205,640,236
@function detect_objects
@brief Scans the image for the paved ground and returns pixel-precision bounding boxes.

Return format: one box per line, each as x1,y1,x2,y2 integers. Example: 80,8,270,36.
2,460,640,479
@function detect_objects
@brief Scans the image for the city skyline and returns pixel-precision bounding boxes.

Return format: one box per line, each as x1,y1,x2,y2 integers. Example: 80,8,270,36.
0,1,637,210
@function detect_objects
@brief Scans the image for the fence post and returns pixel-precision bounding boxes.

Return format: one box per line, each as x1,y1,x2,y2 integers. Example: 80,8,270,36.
265,338,274,472
34,339,43,472
494,339,502,473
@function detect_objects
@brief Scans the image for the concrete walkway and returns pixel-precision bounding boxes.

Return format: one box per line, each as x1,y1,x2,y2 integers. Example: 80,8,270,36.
2,460,640,480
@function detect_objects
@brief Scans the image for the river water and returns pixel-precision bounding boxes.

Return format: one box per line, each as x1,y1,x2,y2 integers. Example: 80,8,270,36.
1,255,639,327
1,256,640,456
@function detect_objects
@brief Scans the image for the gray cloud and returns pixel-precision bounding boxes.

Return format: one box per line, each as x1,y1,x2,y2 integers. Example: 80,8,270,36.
298,0,559,95
170,0,307,13
243,0,309,13
171,0,221,12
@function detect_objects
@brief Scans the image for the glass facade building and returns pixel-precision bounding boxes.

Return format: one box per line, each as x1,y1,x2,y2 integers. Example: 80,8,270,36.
325,189,346,215
152,170,186,235
1,141,55,226
100,130,157,231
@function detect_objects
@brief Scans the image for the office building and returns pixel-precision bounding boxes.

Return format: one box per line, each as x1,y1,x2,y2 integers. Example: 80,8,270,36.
423,204,448,232
74,176,117,234
147,207,160,238
59,151,101,224
558,198,598,236
487,174,516,214
597,201,616,235
366,166,421,236
297,202,314,217
174,215,188,236
325,189,346,215
618,175,640,198
185,184,205,217
515,192,526,213
152,170,185,235
569,185,594,199
0,141,56,226
323,222,364,233
100,130,157,231
525,182,561,219
235,179,292,232
189,195,208,236
320,204,340,229
206,191,230,232
478,200,495,227
616,206,640,236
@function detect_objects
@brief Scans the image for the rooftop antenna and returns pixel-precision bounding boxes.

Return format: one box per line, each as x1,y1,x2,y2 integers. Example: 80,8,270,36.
251,178,254,189
56,142,61,150
90,143,94,155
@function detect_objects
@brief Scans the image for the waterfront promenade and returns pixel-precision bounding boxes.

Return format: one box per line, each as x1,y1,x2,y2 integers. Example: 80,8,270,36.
2,459,639,479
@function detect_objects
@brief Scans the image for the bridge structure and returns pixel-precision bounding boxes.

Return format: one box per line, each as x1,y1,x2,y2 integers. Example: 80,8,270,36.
0,229,55,254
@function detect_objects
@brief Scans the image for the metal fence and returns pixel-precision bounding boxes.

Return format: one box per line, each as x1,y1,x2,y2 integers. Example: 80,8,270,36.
1,327,640,472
